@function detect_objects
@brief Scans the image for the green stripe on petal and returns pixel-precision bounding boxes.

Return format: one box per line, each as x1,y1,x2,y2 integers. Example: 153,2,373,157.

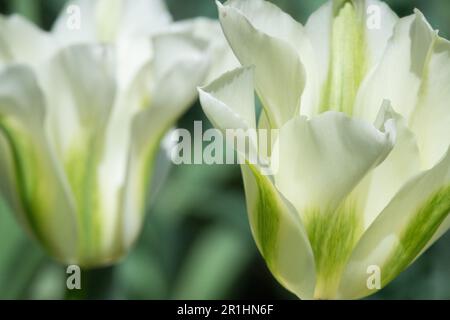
320,0,366,115
241,164,316,299
40,45,117,265
0,121,52,249
245,165,279,262
305,197,363,299
307,0,397,117
0,65,77,262
64,134,103,265
339,148,450,299
381,184,450,286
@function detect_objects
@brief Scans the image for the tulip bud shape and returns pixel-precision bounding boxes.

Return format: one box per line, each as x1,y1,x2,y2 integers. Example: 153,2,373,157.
0,0,233,267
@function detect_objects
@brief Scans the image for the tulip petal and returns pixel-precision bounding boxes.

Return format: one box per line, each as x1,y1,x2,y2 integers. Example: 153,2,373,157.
52,0,172,44
52,0,172,91
199,66,265,166
170,17,240,83
199,66,256,131
52,0,97,44
354,11,449,168
119,32,210,247
272,111,395,298
363,0,399,69
217,0,306,128
198,66,316,298
354,11,434,121
274,112,395,218
96,31,210,257
114,0,172,39
222,0,320,118
410,36,450,169
113,0,172,89
241,165,316,299
304,0,333,94
359,106,422,229
39,45,116,159
306,0,397,114
339,148,450,299
37,45,117,265
0,65,77,262
306,0,397,77
0,15,55,67
422,215,450,254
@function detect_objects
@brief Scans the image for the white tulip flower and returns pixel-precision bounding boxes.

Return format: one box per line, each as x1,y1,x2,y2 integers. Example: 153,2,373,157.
0,0,232,267
199,0,450,299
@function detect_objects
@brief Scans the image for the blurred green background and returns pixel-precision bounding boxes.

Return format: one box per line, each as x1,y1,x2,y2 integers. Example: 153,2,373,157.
0,0,449,300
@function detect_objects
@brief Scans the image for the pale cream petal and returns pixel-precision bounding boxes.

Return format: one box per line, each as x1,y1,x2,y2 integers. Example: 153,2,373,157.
218,0,306,128
53,0,172,44
409,36,450,168
169,17,240,83
222,0,319,117
119,34,210,247
355,10,450,169
0,14,56,67
38,44,116,162
52,0,97,44
273,111,395,217
199,66,256,131
359,106,422,229
354,11,435,124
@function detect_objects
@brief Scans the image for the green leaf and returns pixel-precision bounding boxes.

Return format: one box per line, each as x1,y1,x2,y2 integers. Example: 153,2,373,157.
172,226,250,299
